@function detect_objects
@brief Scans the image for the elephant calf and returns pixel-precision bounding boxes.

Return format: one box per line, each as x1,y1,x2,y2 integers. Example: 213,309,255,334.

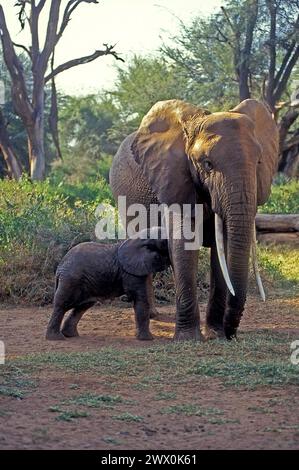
46,230,170,342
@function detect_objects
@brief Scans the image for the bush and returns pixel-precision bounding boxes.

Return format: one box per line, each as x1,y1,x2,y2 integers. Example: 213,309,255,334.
260,179,299,214
0,177,113,304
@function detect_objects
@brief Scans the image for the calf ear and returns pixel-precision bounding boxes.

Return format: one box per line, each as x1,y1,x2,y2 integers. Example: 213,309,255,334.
118,238,167,277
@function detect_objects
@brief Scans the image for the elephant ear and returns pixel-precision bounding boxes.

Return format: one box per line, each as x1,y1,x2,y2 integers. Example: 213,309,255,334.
118,232,169,277
132,99,210,206
231,99,279,205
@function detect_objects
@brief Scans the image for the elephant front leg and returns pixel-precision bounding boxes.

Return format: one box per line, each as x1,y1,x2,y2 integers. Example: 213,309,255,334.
202,244,226,340
170,237,202,341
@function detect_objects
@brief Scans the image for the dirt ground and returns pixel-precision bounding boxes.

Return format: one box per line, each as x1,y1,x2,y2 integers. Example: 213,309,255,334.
0,295,298,450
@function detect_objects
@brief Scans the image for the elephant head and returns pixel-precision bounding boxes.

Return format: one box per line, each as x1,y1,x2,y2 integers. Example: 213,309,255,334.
118,227,170,277
132,99,278,338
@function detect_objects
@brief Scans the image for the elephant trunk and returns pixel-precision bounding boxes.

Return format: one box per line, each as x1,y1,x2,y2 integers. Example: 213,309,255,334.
223,190,256,339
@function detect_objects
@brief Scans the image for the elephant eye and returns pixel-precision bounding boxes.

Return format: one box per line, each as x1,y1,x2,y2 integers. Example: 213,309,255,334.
203,159,213,172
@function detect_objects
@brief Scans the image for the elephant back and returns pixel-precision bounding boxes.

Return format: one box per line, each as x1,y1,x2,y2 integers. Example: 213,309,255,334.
109,132,159,212
132,99,210,206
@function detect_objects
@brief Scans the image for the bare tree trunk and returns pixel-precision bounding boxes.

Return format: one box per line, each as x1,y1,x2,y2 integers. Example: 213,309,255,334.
28,120,45,180
222,1,258,102
0,108,22,179
28,75,46,180
278,108,299,152
239,69,251,101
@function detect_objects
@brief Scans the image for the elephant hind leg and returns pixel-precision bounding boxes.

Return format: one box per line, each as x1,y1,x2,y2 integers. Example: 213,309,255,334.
46,280,78,340
61,301,95,338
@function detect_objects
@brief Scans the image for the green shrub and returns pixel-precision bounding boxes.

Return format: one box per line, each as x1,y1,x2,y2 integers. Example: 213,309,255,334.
0,177,113,303
260,179,299,214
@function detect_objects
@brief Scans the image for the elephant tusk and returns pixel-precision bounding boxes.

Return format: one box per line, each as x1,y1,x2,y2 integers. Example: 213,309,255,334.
251,225,266,302
215,214,235,296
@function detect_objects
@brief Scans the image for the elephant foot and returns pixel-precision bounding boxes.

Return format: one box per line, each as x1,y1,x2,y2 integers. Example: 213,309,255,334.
224,324,238,341
173,327,203,342
61,324,79,338
46,330,65,341
136,330,154,341
201,323,225,341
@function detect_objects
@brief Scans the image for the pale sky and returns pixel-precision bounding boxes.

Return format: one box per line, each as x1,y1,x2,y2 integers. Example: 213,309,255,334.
1,0,223,94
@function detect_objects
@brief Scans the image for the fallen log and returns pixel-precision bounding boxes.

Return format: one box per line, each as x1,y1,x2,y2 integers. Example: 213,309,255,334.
256,214,299,232
256,232,299,245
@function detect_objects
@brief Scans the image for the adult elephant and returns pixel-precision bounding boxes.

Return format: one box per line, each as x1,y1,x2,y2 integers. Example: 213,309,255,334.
110,99,278,341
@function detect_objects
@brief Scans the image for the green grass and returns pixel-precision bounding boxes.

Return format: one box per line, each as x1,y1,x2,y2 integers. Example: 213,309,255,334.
112,412,144,422
0,367,36,399
66,393,123,409
55,410,89,422
102,437,122,445
160,404,223,417
2,331,298,393
257,245,299,288
49,404,90,421
154,391,177,401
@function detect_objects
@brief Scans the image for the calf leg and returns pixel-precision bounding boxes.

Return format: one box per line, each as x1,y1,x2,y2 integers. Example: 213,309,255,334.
46,305,66,340
61,301,95,338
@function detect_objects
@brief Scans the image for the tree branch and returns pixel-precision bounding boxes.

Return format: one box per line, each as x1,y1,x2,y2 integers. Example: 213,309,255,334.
0,6,33,122
274,45,299,103
35,0,47,14
265,0,277,107
45,44,124,82
273,41,296,90
56,0,99,44
221,6,240,43
29,0,41,62
214,24,235,49
0,107,22,179
48,52,62,160
39,0,61,73
12,41,32,58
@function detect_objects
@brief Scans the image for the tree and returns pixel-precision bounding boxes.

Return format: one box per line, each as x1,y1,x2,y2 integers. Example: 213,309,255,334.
108,55,192,146
162,0,299,173
0,1,123,180
0,107,22,179
0,50,59,178
51,93,119,183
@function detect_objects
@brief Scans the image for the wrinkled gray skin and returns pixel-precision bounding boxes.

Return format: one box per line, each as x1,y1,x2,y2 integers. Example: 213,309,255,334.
110,99,278,341
46,235,170,341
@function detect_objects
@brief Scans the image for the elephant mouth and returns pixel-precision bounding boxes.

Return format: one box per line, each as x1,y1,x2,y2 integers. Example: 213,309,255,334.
214,213,265,301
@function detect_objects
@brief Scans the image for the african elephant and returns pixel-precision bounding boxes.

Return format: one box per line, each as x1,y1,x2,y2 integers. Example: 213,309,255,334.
46,228,170,341
110,99,279,340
